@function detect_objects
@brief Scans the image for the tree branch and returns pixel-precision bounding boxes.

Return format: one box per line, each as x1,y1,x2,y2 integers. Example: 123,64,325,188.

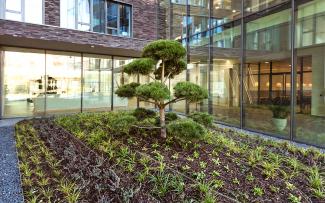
163,72,172,84
138,96,158,105
164,97,186,107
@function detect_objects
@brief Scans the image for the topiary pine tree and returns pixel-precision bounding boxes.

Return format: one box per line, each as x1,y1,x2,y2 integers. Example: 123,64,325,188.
115,40,208,138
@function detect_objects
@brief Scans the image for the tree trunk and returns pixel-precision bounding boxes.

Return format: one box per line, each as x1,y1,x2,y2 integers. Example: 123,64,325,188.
159,107,167,138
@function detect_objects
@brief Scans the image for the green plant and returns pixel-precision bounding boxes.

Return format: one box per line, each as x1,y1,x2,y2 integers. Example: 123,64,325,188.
188,112,213,127
167,119,207,139
149,172,183,197
308,167,324,191
133,107,156,121
268,105,290,119
115,39,208,138
288,194,301,203
109,114,137,135
246,172,255,182
252,187,264,197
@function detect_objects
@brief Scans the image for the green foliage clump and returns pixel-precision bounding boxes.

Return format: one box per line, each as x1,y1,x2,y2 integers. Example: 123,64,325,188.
189,112,214,127
165,112,179,122
269,105,290,119
167,119,207,139
124,58,156,75
133,108,156,121
142,39,186,61
156,112,179,125
136,82,170,101
154,59,187,80
109,114,137,135
115,82,140,98
174,82,208,102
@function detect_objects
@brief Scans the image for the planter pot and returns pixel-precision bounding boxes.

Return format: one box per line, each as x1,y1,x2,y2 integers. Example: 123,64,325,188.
272,118,287,131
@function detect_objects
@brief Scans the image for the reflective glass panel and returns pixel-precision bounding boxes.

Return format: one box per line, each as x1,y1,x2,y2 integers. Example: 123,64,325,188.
25,0,43,24
244,3,291,137
60,0,76,28
119,4,131,37
113,57,137,110
77,0,91,31
93,0,106,33
3,48,45,117
295,0,325,147
83,54,112,112
45,51,82,114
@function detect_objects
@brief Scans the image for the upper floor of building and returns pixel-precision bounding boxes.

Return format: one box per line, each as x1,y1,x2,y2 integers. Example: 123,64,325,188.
0,0,166,56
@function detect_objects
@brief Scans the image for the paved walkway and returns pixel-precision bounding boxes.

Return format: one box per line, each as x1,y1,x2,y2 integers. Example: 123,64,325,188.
0,119,24,203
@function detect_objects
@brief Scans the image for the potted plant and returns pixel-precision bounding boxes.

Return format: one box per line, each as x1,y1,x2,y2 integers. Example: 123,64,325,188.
268,98,290,131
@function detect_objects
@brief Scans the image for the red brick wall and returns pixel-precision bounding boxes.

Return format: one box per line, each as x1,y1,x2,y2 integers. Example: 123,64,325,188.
0,20,151,52
43,0,159,41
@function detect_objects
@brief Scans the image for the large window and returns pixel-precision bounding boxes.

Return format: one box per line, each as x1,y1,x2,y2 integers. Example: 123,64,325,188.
60,0,132,37
1,48,136,117
0,0,43,24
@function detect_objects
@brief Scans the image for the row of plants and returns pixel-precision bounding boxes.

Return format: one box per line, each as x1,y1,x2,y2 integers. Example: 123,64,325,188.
54,109,325,202
16,122,80,202
55,110,233,202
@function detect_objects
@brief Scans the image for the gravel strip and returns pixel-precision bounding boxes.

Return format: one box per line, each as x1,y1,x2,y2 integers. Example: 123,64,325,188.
0,126,24,203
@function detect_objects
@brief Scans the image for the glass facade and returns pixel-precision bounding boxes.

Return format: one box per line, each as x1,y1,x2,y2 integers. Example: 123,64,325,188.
0,0,43,24
60,0,132,37
163,0,325,148
0,48,136,118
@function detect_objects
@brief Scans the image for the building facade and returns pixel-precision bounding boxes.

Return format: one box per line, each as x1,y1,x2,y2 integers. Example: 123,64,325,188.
1,0,325,148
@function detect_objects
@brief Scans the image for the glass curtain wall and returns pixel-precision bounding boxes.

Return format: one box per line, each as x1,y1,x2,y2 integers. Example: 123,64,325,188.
188,0,209,113
2,48,45,117
243,1,292,137
1,48,136,117
83,54,112,112
211,0,241,126
165,0,325,147
45,51,82,115
295,0,325,146
113,57,137,110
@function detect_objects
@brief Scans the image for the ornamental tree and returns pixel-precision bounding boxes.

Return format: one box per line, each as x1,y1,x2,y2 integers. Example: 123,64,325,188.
115,40,208,138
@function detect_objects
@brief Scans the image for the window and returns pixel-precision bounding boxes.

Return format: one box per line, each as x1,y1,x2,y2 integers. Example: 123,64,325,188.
0,0,43,24
60,0,132,37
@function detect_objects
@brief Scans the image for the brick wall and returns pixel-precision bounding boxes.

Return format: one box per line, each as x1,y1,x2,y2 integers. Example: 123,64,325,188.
42,0,160,41
0,20,151,52
45,0,60,26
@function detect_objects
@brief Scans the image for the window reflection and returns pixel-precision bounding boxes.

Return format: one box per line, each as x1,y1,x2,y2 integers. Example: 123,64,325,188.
113,57,137,110
45,52,82,114
60,0,132,37
2,0,43,24
83,55,112,112
3,49,45,117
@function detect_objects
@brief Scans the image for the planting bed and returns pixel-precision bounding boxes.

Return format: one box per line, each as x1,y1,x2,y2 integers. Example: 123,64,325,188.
16,111,325,202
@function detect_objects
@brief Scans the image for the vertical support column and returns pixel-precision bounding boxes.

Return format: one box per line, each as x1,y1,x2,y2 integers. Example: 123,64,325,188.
81,53,84,113
269,62,273,100
299,57,304,113
137,74,140,108
111,56,114,111
257,62,261,104
44,50,47,116
185,0,190,114
290,0,297,141
0,50,4,119
208,0,213,115
240,0,245,129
